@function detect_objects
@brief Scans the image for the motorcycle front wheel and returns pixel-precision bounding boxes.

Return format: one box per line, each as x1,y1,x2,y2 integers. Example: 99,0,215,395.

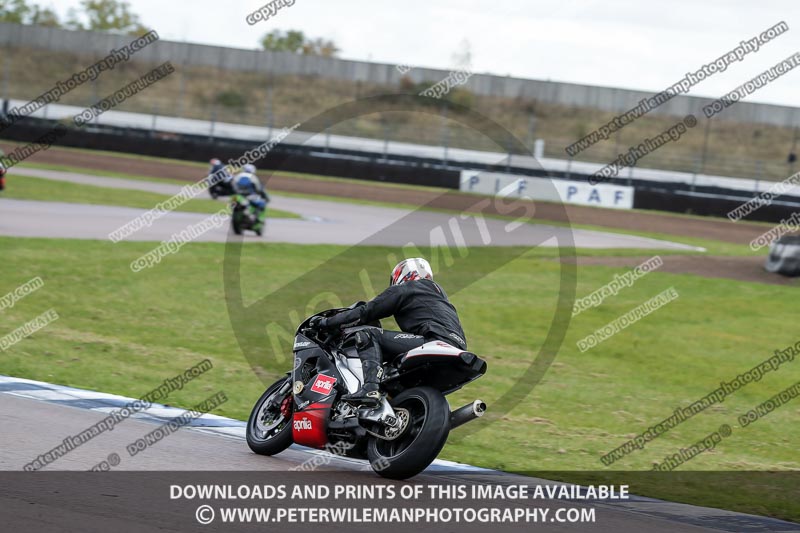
246,377,294,455
232,212,243,235
366,386,450,479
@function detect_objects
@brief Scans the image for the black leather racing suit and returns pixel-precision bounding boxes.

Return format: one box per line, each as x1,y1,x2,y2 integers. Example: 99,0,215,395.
326,279,467,361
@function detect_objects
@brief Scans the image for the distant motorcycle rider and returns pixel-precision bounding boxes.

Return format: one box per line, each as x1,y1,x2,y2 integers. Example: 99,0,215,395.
207,158,233,197
233,163,270,217
208,158,229,180
313,258,467,405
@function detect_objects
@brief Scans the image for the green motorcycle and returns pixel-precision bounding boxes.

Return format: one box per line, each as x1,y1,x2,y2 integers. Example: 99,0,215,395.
230,193,267,236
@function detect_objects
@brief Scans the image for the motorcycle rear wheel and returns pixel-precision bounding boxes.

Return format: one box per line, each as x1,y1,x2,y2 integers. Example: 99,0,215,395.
366,386,450,479
246,377,294,455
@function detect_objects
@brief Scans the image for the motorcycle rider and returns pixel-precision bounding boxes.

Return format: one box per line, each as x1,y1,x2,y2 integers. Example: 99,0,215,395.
313,258,467,405
207,158,233,197
233,163,270,227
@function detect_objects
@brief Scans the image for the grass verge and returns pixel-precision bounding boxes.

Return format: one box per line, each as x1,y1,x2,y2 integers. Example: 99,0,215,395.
2,174,300,219
0,237,797,520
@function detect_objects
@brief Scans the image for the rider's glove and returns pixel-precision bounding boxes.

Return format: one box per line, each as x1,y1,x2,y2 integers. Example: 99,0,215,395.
309,316,329,330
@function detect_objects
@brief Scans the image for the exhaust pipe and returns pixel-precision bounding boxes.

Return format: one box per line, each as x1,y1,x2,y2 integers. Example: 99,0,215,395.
450,399,486,429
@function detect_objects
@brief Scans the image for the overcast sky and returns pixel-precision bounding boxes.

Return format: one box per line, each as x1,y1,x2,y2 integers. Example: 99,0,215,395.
47,0,800,107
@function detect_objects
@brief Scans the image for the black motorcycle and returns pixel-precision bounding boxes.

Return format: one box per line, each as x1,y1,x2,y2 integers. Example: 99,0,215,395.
246,304,488,479
208,176,236,199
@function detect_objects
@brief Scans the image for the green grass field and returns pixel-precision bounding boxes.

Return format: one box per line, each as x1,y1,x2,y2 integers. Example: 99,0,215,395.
3,174,300,219
0,237,797,520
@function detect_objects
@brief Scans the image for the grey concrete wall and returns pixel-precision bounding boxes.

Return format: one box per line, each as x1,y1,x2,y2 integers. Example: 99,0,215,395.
1,22,797,128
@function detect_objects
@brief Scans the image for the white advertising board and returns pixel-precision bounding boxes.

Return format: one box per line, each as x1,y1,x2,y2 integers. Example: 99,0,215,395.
460,171,634,210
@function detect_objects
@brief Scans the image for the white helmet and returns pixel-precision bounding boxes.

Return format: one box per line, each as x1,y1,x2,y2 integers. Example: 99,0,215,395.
390,258,433,286
243,163,256,174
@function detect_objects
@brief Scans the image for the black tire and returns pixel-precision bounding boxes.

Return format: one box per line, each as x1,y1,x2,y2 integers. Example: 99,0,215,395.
232,215,243,235
367,386,450,479
246,377,294,455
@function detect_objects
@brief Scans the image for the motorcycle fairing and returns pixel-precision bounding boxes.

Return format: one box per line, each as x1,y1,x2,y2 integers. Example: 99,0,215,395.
404,341,465,359
292,402,332,448
291,334,342,449
393,341,487,394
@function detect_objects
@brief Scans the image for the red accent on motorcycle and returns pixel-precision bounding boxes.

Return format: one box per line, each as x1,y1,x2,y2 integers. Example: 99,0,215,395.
279,396,292,418
291,402,331,449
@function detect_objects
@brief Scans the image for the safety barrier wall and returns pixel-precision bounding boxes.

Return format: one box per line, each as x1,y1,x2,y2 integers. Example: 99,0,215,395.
0,119,460,188
3,117,798,223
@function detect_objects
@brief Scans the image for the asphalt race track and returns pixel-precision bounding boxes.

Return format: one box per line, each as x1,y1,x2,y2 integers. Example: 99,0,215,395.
3,376,796,533
0,395,701,533
0,168,704,250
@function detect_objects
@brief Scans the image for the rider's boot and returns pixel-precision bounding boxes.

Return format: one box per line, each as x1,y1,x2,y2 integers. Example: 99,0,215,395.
342,343,384,406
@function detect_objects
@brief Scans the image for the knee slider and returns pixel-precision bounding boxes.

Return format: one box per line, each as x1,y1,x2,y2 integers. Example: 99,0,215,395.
355,331,372,350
